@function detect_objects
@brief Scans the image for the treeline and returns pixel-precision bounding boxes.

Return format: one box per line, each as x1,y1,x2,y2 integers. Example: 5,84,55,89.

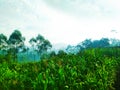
66,38,120,54
0,29,120,62
0,30,52,62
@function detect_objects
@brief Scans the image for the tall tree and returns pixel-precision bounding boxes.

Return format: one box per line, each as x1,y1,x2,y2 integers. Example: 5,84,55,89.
8,30,25,61
81,39,92,49
29,34,52,59
36,34,52,54
0,34,7,43
29,37,37,60
29,37,37,49
8,30,25,45
0,34,8,53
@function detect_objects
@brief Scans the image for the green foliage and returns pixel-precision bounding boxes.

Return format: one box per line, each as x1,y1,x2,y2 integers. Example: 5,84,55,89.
0,30,26,61
0,34,8,52
0,47,120,89
8,30,25,44
29,34,52,60
57,50,67,57
0,34,7,44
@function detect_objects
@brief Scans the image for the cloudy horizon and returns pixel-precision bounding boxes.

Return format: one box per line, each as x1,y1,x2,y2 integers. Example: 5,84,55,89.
0,0,120,47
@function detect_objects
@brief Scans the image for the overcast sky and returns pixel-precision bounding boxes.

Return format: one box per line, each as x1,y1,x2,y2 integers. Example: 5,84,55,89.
0,0,120,46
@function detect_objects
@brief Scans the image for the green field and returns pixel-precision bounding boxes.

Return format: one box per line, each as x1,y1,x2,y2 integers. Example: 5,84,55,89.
0,47,120,90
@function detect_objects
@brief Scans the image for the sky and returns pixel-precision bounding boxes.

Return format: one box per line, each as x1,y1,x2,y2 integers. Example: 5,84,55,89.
0,0,120,47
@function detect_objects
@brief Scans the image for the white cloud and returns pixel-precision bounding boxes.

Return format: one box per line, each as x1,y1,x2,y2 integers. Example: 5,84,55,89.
44,0,120,18
0,0,120,46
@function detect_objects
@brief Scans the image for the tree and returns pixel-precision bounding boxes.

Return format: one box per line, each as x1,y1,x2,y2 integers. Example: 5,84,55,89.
8,30,25,45
81,39,92,49
29,34,52,60
99,38,110,47
36,34,52,54
49,51,56,57
0,34,8,57
57,50,67,57
29,38,37,46
0,34,8,51
92,38,109,48
29,37,37,52
76,38,110,52
8,30,25,61
0,34,7,43
29,37,37,60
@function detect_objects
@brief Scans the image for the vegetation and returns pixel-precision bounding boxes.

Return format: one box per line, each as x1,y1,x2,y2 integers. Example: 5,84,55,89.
29,34,52,60
0,30,52,61
1,30,120,89
0,47,120,90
